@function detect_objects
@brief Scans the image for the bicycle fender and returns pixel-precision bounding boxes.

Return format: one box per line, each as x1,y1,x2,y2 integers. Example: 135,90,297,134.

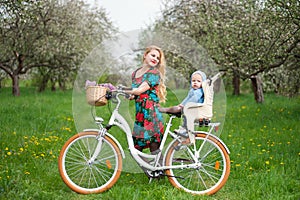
83,129,126,158
185,131,230,155
202,132,230,154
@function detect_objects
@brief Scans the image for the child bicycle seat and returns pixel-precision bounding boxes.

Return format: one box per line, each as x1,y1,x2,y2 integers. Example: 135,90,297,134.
183,72,223,136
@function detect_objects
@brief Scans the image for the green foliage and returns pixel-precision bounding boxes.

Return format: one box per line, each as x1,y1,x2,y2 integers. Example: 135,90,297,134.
0,0,117,95
0,88,299,199
156,0,299,97
98,73,123,86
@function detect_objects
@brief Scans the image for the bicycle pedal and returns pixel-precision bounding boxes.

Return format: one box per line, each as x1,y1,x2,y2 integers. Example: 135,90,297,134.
174,130,189,138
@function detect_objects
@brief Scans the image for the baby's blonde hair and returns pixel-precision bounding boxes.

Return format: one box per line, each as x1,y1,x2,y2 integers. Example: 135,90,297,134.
143,45,167,103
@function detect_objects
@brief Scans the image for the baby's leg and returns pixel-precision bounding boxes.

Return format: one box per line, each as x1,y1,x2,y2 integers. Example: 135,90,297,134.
159,106,182,114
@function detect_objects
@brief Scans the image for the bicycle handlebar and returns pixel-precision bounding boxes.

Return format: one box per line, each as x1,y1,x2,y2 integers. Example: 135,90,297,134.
106,85,132,101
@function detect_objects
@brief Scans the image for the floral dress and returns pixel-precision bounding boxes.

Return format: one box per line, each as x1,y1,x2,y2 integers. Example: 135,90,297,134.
131,67,164,150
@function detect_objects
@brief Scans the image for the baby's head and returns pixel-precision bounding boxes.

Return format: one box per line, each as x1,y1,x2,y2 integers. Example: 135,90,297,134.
190,71,206,90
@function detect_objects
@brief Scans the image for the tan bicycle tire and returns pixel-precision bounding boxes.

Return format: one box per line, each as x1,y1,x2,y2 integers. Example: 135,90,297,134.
58,131,122,194
165,133,230,195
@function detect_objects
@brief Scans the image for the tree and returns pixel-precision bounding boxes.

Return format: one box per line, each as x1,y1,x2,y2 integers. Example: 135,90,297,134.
0,0,116,96
157,0,299,102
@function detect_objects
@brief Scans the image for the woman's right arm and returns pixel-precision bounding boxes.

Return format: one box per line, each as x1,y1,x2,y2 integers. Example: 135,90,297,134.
125,81,150,96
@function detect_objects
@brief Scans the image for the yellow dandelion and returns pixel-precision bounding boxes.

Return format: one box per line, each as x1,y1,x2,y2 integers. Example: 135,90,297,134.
241,105,246,109
5,147,8,150
19,148,24,152
265,161,270,165
25,171,30,175
7,152,12,156
40,153,45,157
280,162,284,165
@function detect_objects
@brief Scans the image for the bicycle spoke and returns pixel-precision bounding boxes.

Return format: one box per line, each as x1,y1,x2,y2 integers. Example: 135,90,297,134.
165,134,230,195
58,133,122,193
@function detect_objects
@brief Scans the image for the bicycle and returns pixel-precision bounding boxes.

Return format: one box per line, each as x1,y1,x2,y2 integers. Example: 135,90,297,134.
58,84,230,195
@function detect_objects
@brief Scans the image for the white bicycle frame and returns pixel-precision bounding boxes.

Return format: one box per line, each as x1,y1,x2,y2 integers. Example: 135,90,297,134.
84,91,230,173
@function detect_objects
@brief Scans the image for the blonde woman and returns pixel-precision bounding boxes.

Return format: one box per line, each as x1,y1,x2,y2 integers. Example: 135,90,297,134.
126,45,167,153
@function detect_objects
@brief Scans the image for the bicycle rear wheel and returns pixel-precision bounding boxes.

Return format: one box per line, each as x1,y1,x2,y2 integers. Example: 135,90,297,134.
165,133,230,195
58,131,122,194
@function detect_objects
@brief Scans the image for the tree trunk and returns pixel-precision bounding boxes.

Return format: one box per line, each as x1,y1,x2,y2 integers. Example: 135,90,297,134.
232,70,240,95
59,80,66,91
12,74,20,96
250,75,264,103
38,75,49,92
51,77,56,91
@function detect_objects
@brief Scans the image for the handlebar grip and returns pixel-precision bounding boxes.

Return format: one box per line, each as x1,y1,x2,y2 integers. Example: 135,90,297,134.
117,85,132,90
124,93,131,99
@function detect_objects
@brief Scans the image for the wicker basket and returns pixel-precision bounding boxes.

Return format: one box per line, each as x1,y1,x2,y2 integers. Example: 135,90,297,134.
86,86,107,106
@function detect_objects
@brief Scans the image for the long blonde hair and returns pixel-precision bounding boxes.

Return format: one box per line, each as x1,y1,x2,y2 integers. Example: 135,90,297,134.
143,45,167,103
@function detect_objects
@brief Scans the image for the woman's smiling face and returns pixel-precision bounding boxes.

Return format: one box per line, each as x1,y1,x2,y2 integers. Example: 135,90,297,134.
144,49,160,67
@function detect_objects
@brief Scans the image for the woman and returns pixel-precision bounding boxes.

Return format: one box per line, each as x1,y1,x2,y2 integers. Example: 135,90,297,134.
126,45,167,153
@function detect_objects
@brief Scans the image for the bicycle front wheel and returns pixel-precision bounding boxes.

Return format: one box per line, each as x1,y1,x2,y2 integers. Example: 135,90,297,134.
165,133,230,195
58,131,122,194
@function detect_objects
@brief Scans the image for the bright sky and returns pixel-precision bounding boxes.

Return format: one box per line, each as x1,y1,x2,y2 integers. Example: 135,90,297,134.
88,0,163,32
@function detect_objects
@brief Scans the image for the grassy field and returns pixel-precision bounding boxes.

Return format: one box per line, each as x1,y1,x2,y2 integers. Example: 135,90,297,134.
0,87,299,200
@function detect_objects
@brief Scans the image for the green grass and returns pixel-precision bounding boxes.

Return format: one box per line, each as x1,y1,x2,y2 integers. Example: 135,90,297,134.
0,87,299,200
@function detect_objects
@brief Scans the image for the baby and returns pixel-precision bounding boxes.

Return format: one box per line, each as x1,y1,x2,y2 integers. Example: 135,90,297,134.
159,70,206,114
159,70,207,137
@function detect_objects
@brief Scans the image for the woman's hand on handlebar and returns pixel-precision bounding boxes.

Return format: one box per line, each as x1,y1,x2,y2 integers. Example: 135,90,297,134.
123,90,135,100
116,85,135,99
